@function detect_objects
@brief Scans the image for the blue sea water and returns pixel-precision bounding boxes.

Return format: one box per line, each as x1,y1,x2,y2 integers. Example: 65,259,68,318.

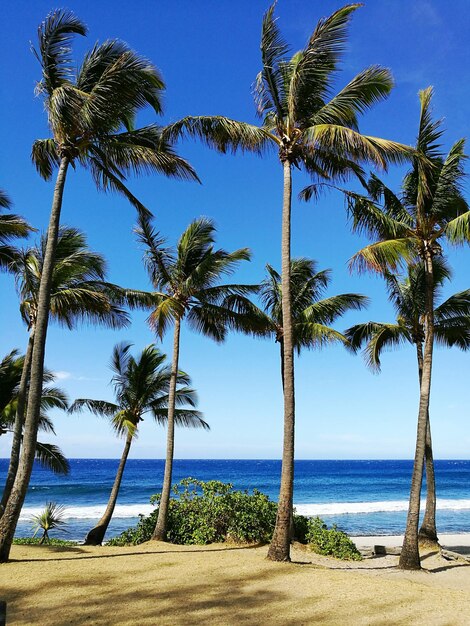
2,458,469,541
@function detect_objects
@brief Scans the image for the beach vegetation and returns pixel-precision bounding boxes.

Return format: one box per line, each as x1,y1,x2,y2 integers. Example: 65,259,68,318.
70,344,208,545
163,2,412,562
13,536,77,547
346,88,469,569
346,258,470,546
31,501,68,544
109,478,278,546
0,190,33,271
0,8,198,563
1,227,131,513
0,352,69,516
108,478,361,561
306,517,362,561
134,218,255,542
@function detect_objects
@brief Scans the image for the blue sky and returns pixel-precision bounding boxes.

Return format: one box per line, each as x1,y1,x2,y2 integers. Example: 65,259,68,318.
0,0,469,459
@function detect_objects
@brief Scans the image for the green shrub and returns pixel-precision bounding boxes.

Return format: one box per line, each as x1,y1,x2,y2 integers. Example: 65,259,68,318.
109,479,361,561
305,516,362,561
109,478,277,546
13,537,77,546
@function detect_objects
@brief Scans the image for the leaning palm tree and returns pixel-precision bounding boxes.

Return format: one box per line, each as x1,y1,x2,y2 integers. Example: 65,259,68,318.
346,260,470,546
0,10,198,562
0,351,69,516
1,227,130,517
0,190,32,270
346,88,469,569
70,342,208,545
236,258,367,382
135,215,254,541
164,4,411,560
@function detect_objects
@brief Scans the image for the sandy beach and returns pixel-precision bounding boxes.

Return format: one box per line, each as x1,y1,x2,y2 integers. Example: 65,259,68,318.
1,536,470,625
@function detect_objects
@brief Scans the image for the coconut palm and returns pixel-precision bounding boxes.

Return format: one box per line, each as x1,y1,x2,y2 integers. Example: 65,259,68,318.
31,502,68,544
0,190,33,270
0,351,69,515
135,215,254,540
1,227,130,517
346,260,470,545
235,258,368,382
164,3,411,560
70,342,208,545
346,88,469,569
0,10,199,562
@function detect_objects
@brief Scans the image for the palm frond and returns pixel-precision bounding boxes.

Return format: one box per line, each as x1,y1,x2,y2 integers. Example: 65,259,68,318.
162,116,275,155
35,442,70,475
33,9,87,95
312,65,393,129
69,398,118,417
31,138,61,180
350,238,417,273
253,2,290,119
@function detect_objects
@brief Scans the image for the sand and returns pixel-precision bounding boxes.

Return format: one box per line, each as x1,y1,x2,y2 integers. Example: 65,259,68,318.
1,538,470,625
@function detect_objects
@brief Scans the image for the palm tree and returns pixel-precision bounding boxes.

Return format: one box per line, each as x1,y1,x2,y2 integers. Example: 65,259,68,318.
135,215,254,541
70,342,208,545
0,351,69,515
346,88,469,569
31,502,68,544
1,227,130,517
0,190,32,270
346,260,470,546
0,10,198,562
164,4,411,560
235,258,368,383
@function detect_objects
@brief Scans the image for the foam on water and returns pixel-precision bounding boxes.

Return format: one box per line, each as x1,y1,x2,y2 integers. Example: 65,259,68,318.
19,498,470,521
294,498,470,516
19,503,155,521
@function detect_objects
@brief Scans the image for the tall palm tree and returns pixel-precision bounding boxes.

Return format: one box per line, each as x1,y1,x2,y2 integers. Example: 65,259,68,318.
346,260,470,546
135,215,254,541
346,88,469,569
1,227,130,517
0,351,69,517
70,343,207,545
235,258,368,383
0,190,32,270
164,4,411,560
0,10,198,561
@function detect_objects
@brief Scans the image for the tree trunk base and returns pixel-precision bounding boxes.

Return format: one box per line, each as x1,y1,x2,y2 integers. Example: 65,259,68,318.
398,551,422,570
84,524,107,546
418,534,440,551
267,542,291,562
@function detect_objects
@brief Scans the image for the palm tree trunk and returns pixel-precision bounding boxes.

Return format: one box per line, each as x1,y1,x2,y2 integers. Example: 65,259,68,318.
84,432,133,545
419,419,438,544
416,343,438,546
415,342,438,545
399,248,435,570
0,331,34,516
268,159,295,562
0,156,69,562
153,315,181,541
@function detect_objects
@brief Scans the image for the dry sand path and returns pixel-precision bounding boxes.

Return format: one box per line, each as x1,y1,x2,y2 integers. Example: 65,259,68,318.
1,541,470,625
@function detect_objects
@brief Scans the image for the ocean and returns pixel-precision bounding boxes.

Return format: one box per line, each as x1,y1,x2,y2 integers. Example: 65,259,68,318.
2,458,470,541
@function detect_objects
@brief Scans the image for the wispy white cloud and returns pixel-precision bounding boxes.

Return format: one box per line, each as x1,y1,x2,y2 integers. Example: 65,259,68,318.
52,371,103,382
53,371,71,380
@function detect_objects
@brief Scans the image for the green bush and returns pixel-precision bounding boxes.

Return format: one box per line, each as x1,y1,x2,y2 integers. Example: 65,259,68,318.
13,537,77,546
305,517,362,561
109,479,360,561
109,478,277,546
